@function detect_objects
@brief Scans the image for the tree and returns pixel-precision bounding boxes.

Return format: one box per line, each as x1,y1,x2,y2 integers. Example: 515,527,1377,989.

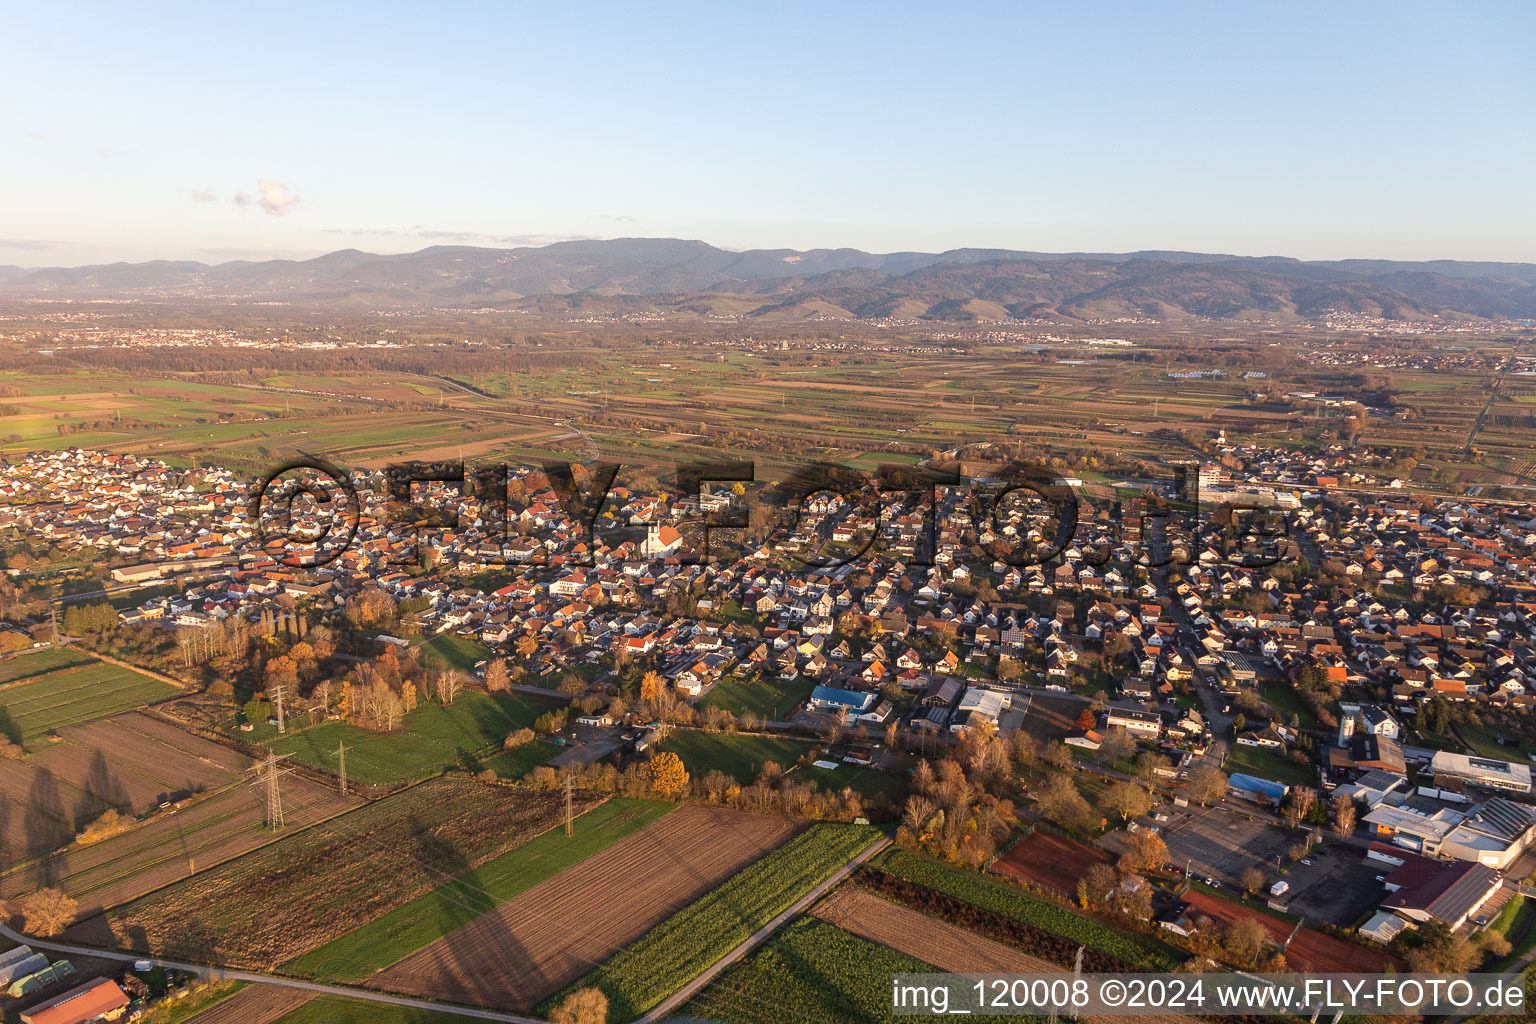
1230,713,1247,737
1104,781,1154,823
1239,867,1266,896
1098,727,1136,763
1186,765,1228,807
21,887,77,936
649,751,689,798
1037,775,1094,834
1084,862,1120,908
551,987,609,1024
640,670,662,703
1223,917,1269,967
1073,707,1097,732
515,635,539,660
1282,787,1317,829
1133,751,1163,790
1330,792,1357,835
1118,828,1168,874
484,658,510,692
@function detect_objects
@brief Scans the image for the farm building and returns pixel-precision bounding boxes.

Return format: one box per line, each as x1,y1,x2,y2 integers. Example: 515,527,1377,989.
20,978,129,1024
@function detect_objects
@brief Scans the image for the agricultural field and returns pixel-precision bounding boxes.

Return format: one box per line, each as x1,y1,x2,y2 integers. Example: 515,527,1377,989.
69,779,598,969
183,986,315,1024
0,653,182,749
269,995,468,1024
812,888,1197,1024
543,821,881,1020
813,885,1061,973
658,730,815,784
9,778,358,914
873,849,1182,969
0,647,95,685
238,689,564,787
683,917,945,1024
287,797,674,982
366,806,799,1011
0,711,251,862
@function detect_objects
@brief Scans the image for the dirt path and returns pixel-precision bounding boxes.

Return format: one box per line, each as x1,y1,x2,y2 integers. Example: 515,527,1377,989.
365,806,798,1011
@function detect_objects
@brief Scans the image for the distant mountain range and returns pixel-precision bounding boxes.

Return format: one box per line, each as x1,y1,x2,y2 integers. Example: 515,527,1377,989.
5,238,1536,323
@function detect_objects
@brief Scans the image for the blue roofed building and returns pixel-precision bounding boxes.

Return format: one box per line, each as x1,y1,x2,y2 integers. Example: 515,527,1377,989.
1227,772,1289,808
807,685,877,717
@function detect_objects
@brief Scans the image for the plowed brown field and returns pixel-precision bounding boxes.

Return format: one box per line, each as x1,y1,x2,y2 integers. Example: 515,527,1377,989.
366,805,799,1011
182,985,315,1024
0,711,251,858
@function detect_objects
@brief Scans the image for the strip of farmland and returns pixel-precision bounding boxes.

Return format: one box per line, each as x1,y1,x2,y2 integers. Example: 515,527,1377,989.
67,779,597,969
365,805,799,1011
811,888,1199,1024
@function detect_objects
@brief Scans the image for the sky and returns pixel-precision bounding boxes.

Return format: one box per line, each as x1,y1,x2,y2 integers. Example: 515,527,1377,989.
5,1,1535,267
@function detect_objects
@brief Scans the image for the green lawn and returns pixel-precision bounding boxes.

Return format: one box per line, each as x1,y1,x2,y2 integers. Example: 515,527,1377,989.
246,690,563,786
793,761,907,800
684,918,945,1024
1258,683,1320,727
698,674,817,719
0,657,181,748
660,730,815,784
287,798,674,982
1223,743,1317,787
544,823,883,1021
272,996,469,1024
0,647,94,684
418,633,492,672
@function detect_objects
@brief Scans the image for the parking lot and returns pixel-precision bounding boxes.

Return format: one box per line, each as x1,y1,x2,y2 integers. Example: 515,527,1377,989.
1277,843,1386,928
1151,803,1301,888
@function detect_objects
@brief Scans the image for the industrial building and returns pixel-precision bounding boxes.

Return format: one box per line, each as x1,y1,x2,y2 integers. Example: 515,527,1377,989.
1429,751,1532,794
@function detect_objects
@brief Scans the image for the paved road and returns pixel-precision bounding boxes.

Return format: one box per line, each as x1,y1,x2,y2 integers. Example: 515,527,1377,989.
642,833,894,1022
0,923,547,1024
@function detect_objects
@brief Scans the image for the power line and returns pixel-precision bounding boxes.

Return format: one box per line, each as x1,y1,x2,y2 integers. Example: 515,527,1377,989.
334,740,351,796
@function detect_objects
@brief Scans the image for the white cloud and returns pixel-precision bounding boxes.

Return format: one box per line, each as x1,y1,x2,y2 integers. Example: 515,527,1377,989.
233,180,300,216
189,187,217,203
256,179,300,216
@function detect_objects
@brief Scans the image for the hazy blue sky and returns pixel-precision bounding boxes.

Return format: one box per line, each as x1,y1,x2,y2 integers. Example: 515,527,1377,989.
6,1,1533,265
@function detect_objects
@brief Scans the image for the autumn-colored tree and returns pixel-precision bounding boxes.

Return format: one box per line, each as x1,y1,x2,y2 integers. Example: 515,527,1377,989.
640,670,662,703
264,655,298,691
1330,792,1357,834
1223,917,1269,967
484,657,510,692
21,887,77,936
1073,707,1097,731
551,987,608,1024
515,634,539,659
1118,828,1168,874
649,751,689,798
1239,867,1266,896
